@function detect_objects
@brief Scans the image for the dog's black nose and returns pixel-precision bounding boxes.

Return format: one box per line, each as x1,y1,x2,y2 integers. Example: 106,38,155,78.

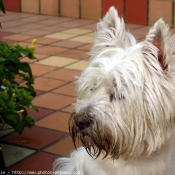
74,116,90,130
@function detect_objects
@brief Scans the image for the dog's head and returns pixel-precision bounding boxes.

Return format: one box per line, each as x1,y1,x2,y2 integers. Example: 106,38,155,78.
69,7,175,160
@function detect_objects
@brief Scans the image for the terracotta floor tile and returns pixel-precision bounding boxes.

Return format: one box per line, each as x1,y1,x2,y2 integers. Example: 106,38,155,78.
86,32,95,37
26,15,53,21
18,16,50,23
7,20,30,27
4,12,33,19
133,35,145,41
27,37,59,45
2,143,35,168
17,41,42,48
25,107,55,121
63,28,92,35
0,31,14,37
79,23,97,30
38,18,62,25
34,53,50,60
21,23,46,30
59,19,95,28
2,21,25,28
22,29,53,37
37,56,78,67
43,68,81,81
13,12,34,17
65,60,88,71
0,38,16,44
70,35,94,43
1,126,66,149
34,77,67,91
38,17,75,25
42,25,68,32
0,15,18,23
35,46,67,55
2,34,35,41
125,24,144,30
51,40,86,48
77,43,92,51
36,111,70,132
61,105,73,113
131,26,150,39
9,152,58,172
21,53,49,63
30,64,57,76
45,32,77,40
1,27,31,34
171,28,175,34
68,19,96,26
35,89,45,96
52,82,76,96
58,22,85,28
45,136,81,157
58,49,87,59
33,93,75,110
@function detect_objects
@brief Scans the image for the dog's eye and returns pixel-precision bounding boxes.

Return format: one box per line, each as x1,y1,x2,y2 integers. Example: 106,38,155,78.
110,94,115,102
110,94,125,102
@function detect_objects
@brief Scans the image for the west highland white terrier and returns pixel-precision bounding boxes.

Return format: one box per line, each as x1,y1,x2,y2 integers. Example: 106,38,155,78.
53,7,175,175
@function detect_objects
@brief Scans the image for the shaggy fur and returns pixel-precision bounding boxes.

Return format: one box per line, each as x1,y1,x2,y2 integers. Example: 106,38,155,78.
53,7,175,175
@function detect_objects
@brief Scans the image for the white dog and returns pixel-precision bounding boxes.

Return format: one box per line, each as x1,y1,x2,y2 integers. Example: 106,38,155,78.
53,7,175,175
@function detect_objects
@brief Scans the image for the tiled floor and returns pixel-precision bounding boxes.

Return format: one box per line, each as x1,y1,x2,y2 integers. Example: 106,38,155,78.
0,11,173,174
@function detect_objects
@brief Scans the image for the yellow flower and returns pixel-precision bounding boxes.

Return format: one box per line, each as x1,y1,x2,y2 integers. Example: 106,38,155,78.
15,109,24,113
12,93,15,98
30,39,37,49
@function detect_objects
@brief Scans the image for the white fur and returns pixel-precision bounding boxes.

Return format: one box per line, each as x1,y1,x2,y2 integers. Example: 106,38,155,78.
53,7,175,175
53,138,175,175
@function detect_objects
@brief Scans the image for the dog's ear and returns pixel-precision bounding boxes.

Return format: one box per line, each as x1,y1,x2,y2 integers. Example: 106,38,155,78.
143,19,175,70
90,6,136,56
97,6,124,33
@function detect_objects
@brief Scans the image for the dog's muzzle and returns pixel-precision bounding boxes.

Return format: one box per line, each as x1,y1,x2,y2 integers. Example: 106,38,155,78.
74,115,91,130
69,111,116,159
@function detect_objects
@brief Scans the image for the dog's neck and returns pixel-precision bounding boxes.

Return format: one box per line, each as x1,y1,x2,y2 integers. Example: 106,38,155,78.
96,130,175,175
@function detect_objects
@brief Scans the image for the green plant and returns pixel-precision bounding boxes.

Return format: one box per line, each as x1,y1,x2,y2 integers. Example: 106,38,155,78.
0,0,38,135
0,40,38,134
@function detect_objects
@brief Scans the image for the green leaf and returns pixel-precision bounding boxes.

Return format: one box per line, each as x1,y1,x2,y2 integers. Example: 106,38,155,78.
6,63,19,74
3,112,20,126
20,51,31,57
14,120,25,135
20,86,36,97
0,57,6,62
17,62,32,76
24,115,35,128
0,0,5,14
8,52,21,60
30,105,38,112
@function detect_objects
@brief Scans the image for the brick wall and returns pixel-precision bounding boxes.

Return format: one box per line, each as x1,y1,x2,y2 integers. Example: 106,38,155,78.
3,0,175,26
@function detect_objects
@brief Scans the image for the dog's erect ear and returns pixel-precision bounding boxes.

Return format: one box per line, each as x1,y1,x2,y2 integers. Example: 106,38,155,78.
90,7,136,56
143,19,175,70
97,6,124,33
